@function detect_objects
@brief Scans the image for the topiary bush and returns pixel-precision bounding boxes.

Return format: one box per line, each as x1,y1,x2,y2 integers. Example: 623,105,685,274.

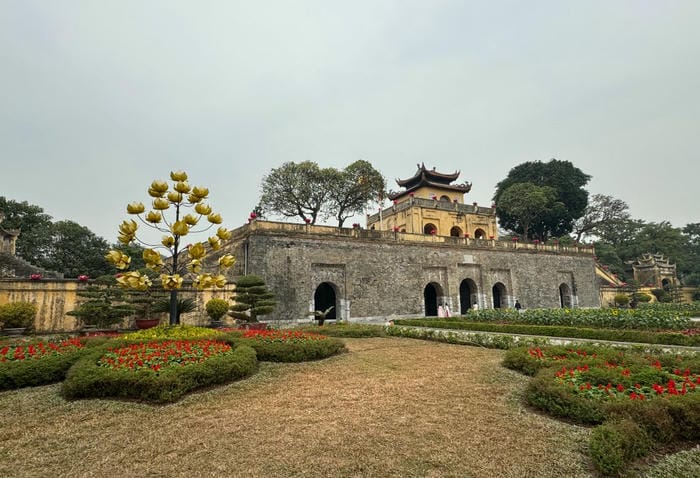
61,339,257,403
205,298,230,322
613,294,630,307
0,302,37,329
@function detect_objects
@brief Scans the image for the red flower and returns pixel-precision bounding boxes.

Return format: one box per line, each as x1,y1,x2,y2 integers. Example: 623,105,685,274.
77,275,89,282
304,218,311,224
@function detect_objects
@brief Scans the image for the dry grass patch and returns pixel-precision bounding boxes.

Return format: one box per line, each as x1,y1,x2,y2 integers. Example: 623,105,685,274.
0,338,593,477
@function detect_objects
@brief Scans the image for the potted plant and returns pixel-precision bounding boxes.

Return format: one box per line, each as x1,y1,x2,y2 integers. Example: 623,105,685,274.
152,297,197,324
205,298,229,328
0,301,37,335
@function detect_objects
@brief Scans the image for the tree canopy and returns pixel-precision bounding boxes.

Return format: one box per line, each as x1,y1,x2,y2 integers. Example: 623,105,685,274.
0,197,53,264
493,159,591,241
42,220,112,278
572,194,631,242
496,182,563,240
256,160,385,226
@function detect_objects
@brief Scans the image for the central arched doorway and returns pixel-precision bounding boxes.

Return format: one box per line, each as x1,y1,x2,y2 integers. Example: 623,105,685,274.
423,282,443,316
559,283,572,308
459,279,478,314
474,228,486,239
314,282,337,320
492,282,507,309
450,226,463,237
424,223,437,235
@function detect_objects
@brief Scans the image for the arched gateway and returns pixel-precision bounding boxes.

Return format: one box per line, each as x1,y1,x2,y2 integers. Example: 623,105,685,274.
423,282,444,316
459,279,478,314
492,282,507,309
314,282,337,320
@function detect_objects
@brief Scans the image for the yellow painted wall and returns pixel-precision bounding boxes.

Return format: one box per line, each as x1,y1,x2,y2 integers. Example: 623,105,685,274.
0,280,236,332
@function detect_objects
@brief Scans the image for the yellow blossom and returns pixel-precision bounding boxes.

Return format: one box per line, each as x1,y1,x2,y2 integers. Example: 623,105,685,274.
183,213,199,226
160,274,183,290
170,171,188,181
187,194,202,204
195,203,212,215
142,249,164,270
119,219,138,235
218,254,235,268
192,186,209,198
207,213,222,224
150,180,169,195
146,211,162,224
188,242,206,259
105,250,131,270
187,259,202,273
167,191,183,203
116,271,152,291
213,274,227,288
171,220,189,236
216,227,231,240
208,236,221,250
193,273,214,289
126,202,145,214
153,198,170,210
161,235,175,248
174,181,191,194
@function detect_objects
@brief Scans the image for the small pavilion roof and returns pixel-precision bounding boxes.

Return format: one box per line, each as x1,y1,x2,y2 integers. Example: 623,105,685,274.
389,163,471,199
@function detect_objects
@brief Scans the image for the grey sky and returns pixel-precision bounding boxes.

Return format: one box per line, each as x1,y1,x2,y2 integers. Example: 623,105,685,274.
1,0,698,243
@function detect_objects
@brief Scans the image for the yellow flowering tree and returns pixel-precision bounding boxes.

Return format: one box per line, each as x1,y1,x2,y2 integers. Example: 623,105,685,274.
105,171,236,325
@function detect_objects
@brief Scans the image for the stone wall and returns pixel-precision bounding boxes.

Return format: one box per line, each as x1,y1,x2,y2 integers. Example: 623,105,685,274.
223,221,600,322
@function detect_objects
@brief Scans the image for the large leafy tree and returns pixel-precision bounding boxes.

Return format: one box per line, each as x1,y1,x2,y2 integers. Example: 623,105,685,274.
42,220,112,278
572,194,631,242
493,159,591,241
0,197,53,264
327,160,386,227
497,183,563,240
257,161,335,224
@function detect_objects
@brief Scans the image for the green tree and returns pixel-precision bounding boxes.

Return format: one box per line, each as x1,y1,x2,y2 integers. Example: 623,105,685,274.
493,159,591,241
572,194,631,242
0,197,53,264
496,182,562,240
41,220,112,278
104,170,236,325
67,275,135,329
326,160,386,227
229,275,276,323
257,161,335,224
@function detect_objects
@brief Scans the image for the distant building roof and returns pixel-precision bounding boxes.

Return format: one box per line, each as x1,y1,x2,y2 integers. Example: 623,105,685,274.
389,163,472,200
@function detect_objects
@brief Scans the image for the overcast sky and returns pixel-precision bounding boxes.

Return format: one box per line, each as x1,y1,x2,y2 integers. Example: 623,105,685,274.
1,1,698,243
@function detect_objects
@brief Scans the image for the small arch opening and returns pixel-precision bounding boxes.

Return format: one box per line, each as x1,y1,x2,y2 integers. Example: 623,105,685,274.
424,223,437,235
314,282,337,320
559,283,572,308
474,228,486,239
460,279,478,314
424,282,444,316
450,226,462,237
492,282,507,309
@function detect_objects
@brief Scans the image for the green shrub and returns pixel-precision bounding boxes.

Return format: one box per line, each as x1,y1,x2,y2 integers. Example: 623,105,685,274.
589,419,653,476
614,294,630,307
392,320,700,346
61,342,257,403
0,338,89,390
295,323,387,338
385,325,547,349
122,324,223,340
232,335,347,362
0,302,37,329
205,298,230,321
632,292,653,303
525,370,605,424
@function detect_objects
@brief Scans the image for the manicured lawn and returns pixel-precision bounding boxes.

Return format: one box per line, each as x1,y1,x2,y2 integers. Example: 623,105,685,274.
0,338,593,477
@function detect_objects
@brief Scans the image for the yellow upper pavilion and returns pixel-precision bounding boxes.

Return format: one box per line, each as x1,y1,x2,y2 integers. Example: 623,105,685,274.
366,164,498,239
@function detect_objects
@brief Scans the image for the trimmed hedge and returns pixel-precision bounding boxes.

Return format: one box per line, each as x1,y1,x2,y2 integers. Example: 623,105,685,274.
0,338,91,390
61,342,257,403
231,336,347,362
589,419,653,475
294,323,387,338
385,324,548,349
392,319,700,346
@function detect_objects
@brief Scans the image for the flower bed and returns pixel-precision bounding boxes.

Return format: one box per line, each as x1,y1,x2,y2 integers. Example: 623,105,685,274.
503,345,700,475
230,329,347,362
62,339,257,403
98,340,235,373
0,338,89,390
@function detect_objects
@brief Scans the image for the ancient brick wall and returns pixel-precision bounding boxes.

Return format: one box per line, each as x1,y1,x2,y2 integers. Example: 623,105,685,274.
223,222,600,322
